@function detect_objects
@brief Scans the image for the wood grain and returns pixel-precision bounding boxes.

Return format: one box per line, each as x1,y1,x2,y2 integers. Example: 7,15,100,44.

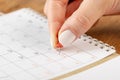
0,0,120,53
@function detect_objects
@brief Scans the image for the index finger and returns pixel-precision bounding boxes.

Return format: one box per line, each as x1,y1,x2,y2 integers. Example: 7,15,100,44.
44,0,69,48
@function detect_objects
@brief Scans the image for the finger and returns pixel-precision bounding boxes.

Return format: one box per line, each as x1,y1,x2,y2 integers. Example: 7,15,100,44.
44,0,48,15
59,0,109,47
66,0,82,18
44,0,69,48
105,0,120,15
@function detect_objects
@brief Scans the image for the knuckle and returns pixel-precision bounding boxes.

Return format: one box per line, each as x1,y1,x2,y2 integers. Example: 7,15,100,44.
67,15,91,36
52,0,68,7
75,15,91,30
110,0,119,10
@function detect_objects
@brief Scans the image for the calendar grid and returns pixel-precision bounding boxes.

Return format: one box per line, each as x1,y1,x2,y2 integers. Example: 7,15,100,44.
0,8,115,80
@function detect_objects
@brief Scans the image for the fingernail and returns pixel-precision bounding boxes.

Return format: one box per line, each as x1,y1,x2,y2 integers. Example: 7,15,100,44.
59,30,76,47
56,43,63,48
50,38,54,48
50,37,60,48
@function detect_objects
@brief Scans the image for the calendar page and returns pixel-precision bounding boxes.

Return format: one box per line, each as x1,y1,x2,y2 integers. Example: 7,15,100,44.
0,8,116,80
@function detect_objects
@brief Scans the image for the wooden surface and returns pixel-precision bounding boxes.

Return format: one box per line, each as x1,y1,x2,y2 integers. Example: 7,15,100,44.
0,0,120,53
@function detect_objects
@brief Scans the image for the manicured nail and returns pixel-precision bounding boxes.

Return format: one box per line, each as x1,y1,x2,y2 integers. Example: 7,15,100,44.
56,43,63,48
50,38,54,47
59,30,76,47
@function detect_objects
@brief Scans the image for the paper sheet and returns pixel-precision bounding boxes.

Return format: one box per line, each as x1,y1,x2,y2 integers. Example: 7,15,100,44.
0,8,116,80
64,56,120,80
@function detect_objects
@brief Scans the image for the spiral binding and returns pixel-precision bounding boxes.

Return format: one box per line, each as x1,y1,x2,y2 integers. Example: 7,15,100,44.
21,8,115,52
81,34,115,52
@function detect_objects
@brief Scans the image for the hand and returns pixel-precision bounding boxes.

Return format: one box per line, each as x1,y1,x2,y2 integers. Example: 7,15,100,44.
44,0,120,48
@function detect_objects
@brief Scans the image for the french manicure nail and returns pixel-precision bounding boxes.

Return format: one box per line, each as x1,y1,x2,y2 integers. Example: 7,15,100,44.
59,30,76,47
50,38,54,48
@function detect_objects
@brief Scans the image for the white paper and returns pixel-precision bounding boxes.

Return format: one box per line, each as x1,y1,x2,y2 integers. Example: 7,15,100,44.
64,56,120,80
0,8,115,80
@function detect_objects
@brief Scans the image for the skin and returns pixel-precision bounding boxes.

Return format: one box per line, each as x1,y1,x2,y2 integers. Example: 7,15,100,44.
44,0,120,48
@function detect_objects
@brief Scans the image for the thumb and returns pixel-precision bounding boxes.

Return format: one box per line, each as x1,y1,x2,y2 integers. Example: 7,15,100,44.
59,0,108,47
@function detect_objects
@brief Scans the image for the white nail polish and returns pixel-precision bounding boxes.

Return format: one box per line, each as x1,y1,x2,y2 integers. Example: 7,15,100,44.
50,38,54,47
59,30,76,47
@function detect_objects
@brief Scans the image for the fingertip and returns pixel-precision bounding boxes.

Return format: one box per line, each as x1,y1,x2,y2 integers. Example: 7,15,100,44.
50,37,57,48
58,30,76,47
56,42,63,48
50,35,63,49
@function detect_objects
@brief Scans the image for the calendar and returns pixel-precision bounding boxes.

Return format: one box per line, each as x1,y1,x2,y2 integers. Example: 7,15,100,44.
0,8,116,80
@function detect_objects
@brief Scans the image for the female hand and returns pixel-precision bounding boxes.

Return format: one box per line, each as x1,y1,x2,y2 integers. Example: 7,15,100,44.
44,0,120,48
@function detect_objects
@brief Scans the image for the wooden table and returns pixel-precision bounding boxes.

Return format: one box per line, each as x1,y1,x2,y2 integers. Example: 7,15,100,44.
0,0,120,53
